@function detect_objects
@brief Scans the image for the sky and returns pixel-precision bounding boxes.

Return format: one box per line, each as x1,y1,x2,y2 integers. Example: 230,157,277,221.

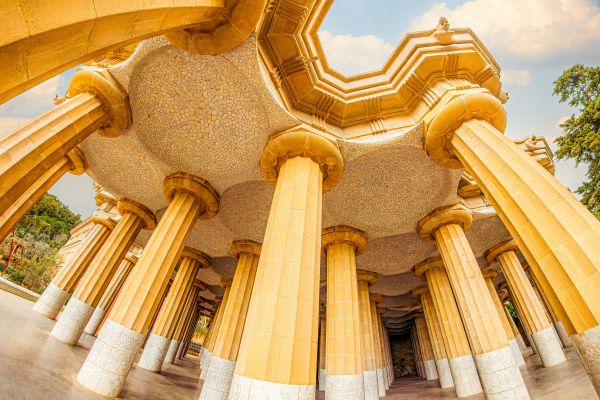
1,0,599,219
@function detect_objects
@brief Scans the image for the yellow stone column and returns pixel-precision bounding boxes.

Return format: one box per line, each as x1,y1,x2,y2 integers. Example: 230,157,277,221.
414,312,438,381
381,322,394,386
168,283,201,364
375,307,392,390
0,67,130,243
201,279,233,379
175,293,202,361
33,214,115,319
318,312,327,391
84,254,138,336
229,129,343,400
200,240,261,400
487,240,566,367
77,172,219,397
481,270,526,366
419,205,530,399
200,300,222,370
357,270,380,400
138,248,209,372
369,294,387,397
51,199,156,345
425,92,600,393
414,257,482,398
319,226,366,400
412,286,454,388
411,326,424,379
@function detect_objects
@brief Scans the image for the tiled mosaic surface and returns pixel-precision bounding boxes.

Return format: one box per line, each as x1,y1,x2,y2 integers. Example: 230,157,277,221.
475,346,530,400
138,333,170,372
51,296,94,344
449,354,483,397
33,283,69,320
532,326,567,367
199,356,236,400
325,374,365,400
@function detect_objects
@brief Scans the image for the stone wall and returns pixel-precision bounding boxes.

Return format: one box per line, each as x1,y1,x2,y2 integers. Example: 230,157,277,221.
390,333,416,377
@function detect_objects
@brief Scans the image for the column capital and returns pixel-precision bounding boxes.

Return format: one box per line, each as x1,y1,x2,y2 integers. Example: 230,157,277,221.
181,247,212,268
124,254,139,265
91,214,116,231
117,198,156,229
482,268,498,280
163,172,219,219
376,306,386,315
66,147,87,175
498,281,509,291
259,128,344,192
411,285,429,298
357,269,378,285
321,225,368,254
219,278,233,289
230,240,262,258
418,203,473,241
425,91,506,169
413,257,445,277
370,293,383,304
485,239,519,263
497,289,509,301
68,66,131,137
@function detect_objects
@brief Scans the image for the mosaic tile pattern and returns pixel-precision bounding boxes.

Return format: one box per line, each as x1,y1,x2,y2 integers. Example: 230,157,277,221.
84,306,106,335
532,326,567,367
325,374,364,400
435,358,454,388
572,325,600,393
449,354,483,398
164,339,180,364
199,355,236,400
475,346,530,400
363,370,379,400
510,338,526,367
50,296,94,345
138,333,170,372
33,282,69,320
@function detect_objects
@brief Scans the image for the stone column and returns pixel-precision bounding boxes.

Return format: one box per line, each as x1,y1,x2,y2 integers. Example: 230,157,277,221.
167,285,200,364
375,308,391,390
425,91,600,393
201,280,232,379
200,302,221,370
34,215,115,319
200,240,261,400
412,286,454,388
138,248,209,372
228,129,343,400
481,270,526,367
51,199,156,345
76,172,219,397
411,325,425,379
84,254,138,336
321,226,366,400
0,67,130,243
418,205,529,400
369,294,387,397
487,240,566,368
318,313,326,391
414,313,438,382
383,328,394,386
501,283,538,354
357,270,380,400
498,290,529,354
414,258,482,398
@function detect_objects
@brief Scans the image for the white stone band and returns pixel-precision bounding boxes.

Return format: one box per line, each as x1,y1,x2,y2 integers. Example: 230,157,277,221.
77,319,144,397
515,334,528,353
50,296,94,345
363,370,378,400
532,326,566,367
435,358,454,388
84,307,106,335
200,349,212,370
228,374,315,400
164,339,180,364
423,359,438,381
376,368,386,396
138,333,170,372
318,368,326,391
474,346,530,400
554,321,572,348
325,374,364,400
509,338,526,367
449,354,482,398
33,283,69,320
199,355,236,400
571,325,600,394
201,351,214,379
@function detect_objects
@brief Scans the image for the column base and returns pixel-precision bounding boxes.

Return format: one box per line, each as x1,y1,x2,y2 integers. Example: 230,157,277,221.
509,338,526,367
177,341,188,359
526,332,538,354
376,368,386,396
318,368,326,391
363,370,378,400
383,368,389,390
515,334,528,354
50,296,94,345
201,351,213,379
325,374,364,400
554,321,572,348
435,358,454,388
474,346,530,400
77,319,144,397
138,333,170,372
200,349,211,370
164,340,180,364
228,373,315,400
33,283,69,320
448,354,482,398
423,359,438,381
532,326,566,367
571,325,600,394
84,307,106,336
199,355,236,400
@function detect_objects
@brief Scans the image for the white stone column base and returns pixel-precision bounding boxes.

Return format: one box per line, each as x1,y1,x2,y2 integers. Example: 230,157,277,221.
532,326,566,367
515,334,528,354
228,373,315,400
376,368,385,396
84,307,106,336
200,349,211,370
50,296,94,345
475,346,530,400
435,358,454,388
509,338,526,367
199,355,236,400
423,359,438,381
33,283,69,320
325,374,364,400
201,352,214,379
77,319,144,397
571,325,600,394
448,354,482,398
383,368,389,390
176,341,187,359
363,370,378,400
164,339,180,364
554,321,572,348
526,332,538,354
318,368,326,391
138,333,170,372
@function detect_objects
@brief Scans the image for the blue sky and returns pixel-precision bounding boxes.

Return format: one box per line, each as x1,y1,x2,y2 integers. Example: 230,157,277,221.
1,0,599,218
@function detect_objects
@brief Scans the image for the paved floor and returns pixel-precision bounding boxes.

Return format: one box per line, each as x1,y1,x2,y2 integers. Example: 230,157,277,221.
0,289,597,399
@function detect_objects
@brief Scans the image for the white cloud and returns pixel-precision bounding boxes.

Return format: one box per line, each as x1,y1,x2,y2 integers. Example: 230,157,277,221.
410,0,600,59
318,30,394,76
501,69,531,87
0,75,62,118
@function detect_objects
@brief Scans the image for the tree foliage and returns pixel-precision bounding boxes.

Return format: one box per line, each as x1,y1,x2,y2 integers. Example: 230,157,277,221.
553,64,600,218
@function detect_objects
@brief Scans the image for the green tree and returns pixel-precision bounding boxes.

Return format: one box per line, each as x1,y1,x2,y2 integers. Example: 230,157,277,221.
553,64,600,218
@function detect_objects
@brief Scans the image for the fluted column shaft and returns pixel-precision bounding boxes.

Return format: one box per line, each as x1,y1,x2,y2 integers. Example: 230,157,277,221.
205,285,231,354
170,286,200,362
357,273,379,400
415,315,437,381
318,314,326,391
370,300,386,397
